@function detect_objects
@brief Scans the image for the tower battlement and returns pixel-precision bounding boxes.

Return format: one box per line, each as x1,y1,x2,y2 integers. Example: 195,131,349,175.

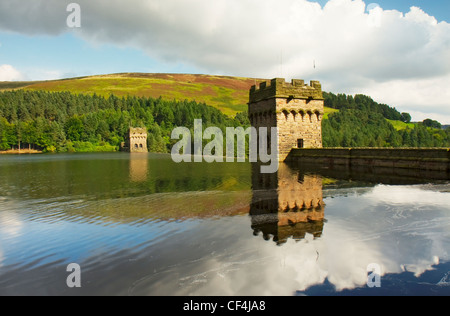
249,78,323,103
129,127,147,136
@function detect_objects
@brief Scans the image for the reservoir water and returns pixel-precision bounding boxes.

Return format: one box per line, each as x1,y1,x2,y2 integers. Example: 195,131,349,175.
0,153,449,296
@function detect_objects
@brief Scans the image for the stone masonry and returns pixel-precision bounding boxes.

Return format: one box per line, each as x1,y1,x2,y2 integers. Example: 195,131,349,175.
248,78,324,161
127,127,148,153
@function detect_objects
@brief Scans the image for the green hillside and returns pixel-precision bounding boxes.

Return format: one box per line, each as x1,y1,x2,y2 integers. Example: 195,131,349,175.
321,92,449,147
16,73,336,118
14,75,413,132
324,107,339,120
386,119,416,131
0,81,45,90
21,73,260,117
1,73,448,153
0,89,244,153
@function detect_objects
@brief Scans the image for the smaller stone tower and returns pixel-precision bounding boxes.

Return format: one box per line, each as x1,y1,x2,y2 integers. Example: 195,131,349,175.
127,127,148,153
248,78,324,161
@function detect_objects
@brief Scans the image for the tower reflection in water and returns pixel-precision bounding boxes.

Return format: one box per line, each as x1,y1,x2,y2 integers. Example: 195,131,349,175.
250,163,325,245
129,153,149,182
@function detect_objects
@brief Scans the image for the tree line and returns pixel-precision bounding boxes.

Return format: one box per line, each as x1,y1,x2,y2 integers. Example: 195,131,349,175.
0,90,243,153
322,92,450,147
0,90,448,153
323,92,412,122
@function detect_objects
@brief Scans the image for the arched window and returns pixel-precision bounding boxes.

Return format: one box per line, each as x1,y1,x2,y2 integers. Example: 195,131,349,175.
316,112,321,121
299,111,305,122
291,111,297,121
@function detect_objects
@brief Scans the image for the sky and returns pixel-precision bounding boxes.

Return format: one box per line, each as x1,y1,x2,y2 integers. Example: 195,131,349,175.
0,0,449,123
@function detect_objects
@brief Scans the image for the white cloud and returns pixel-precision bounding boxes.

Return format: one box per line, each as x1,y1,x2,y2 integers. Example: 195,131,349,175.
0,0,449,121
365,184,450,206
0,64,24,81
132,231,381,295
350,73,450,122
130,183,450,295
135,205,447,295
0,64,62,82
22,68,63,81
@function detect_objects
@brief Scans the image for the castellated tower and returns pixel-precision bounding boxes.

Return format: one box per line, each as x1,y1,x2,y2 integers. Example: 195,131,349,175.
128,127,148,153
248,78,324,161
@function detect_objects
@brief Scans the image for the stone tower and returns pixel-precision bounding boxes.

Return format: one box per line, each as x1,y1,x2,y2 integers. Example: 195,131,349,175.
248,78,324,161
128,127,148,153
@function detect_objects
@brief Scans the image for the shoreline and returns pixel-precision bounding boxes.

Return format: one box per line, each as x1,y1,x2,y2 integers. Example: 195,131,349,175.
0,149,43,155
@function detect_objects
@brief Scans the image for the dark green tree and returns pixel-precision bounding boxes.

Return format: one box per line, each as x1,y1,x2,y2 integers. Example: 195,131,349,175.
422,119,442,129
400,112,412,123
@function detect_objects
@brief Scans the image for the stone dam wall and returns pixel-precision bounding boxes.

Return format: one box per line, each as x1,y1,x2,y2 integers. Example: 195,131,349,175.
286,148,450,173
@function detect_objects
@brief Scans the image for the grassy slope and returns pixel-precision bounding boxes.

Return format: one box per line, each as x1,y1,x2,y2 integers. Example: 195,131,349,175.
8,73,407,128
22,73,263,117
20,73,339,118
0,81,45,90
323,107,339,119
386,119,416,131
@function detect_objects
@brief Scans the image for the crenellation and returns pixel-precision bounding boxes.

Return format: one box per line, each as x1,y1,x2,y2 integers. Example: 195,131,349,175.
291,79,305,87
310,80,321,90
249,77,324,104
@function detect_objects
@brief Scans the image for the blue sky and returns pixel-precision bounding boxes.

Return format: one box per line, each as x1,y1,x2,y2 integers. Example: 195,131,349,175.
0,32,185,79
0,0,449,123
315,0,450,22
